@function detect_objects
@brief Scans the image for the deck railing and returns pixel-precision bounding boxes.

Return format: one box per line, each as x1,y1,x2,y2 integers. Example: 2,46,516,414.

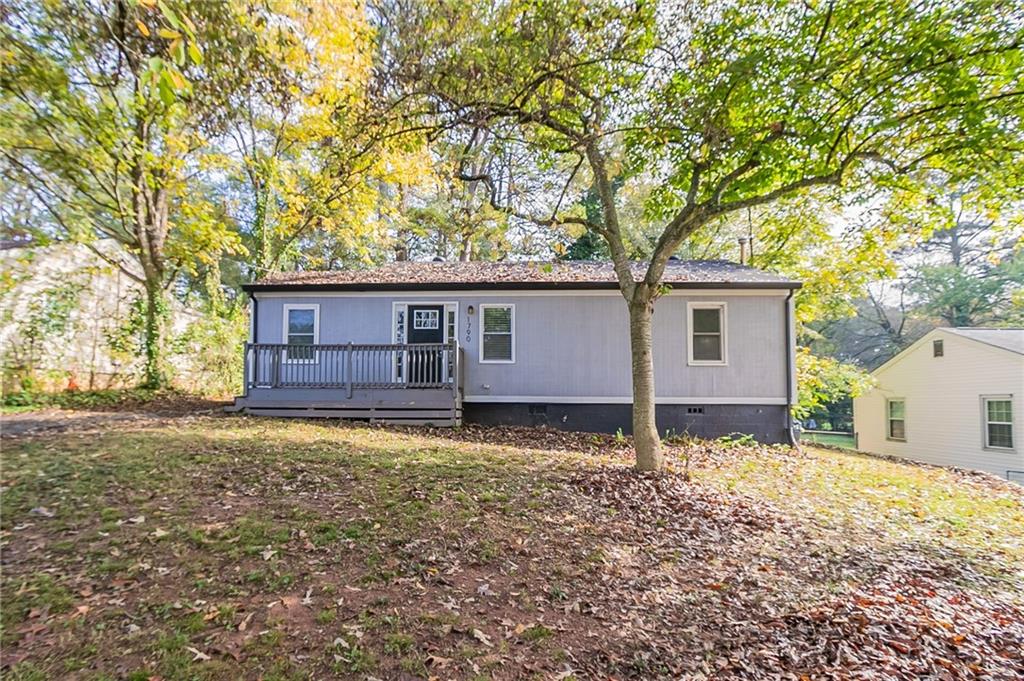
243,342,461,396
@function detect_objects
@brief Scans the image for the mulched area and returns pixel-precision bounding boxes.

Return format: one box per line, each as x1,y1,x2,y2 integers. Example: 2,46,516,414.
1,413,1021,679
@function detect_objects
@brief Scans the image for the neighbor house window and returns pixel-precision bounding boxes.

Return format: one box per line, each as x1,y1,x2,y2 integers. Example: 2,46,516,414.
687,302,727,365
283,304,318,362
886,399,906,441
983,396,1014,449
480,304,514,363
933,339,944,357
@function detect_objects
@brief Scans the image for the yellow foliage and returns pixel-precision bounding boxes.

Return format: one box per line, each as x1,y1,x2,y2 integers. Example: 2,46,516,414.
227,0,434,270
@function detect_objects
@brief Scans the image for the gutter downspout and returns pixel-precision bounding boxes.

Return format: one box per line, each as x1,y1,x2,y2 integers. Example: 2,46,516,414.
249,291,258,344
784,289,799,448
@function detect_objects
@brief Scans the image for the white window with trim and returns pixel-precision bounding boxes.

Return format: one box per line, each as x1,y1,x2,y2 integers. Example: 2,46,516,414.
687,302,727,365
886,398,906,441
982,396,1014,450
283,304,319,362
480,304,515,363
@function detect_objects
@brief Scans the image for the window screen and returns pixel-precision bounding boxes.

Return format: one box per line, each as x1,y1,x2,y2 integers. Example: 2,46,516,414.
887,399,906,441
286,307,316,361
691,306,724,362
985,398,1013,449
481,305,514,362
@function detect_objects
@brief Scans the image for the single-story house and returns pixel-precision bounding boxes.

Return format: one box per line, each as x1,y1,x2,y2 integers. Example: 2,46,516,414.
852,327,1024,481
229,259,801,443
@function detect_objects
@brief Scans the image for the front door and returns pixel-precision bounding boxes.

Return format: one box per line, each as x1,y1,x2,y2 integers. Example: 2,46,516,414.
408,305,444,384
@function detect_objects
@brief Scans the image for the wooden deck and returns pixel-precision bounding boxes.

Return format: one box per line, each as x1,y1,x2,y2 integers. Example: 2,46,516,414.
227,342,464,426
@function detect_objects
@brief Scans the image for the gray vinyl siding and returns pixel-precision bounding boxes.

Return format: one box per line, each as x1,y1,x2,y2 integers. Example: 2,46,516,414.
253,291,791,402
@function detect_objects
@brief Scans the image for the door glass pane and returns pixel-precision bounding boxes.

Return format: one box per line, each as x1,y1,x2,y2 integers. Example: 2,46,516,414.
483,307,512,333
692,308,721,333
988,423,1013,448
413,309,439,329
692,334,722,361
483,334,512,361
288,309,315,335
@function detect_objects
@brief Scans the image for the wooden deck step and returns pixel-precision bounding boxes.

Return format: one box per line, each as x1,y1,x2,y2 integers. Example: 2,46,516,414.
242,411,458,427
232,400,461,426
228,384,462,427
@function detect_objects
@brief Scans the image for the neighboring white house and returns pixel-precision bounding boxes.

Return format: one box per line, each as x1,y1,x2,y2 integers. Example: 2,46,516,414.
853,327,1024,481
1,239,198,392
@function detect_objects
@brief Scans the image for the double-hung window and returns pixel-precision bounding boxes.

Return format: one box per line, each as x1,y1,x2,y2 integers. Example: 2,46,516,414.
983,396,1014,449
688,302,727,365
480,304,514,363
283,304,319,362
886,399,906,441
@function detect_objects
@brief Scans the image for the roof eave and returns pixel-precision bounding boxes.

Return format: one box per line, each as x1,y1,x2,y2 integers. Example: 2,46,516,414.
243,280,802,293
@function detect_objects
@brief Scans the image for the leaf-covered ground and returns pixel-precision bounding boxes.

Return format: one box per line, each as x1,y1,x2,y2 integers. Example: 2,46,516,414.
1,412,1022,680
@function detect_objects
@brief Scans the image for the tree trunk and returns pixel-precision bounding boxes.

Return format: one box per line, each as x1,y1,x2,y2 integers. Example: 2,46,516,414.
254,185,271,271
628,296,663,471
141,275,168,389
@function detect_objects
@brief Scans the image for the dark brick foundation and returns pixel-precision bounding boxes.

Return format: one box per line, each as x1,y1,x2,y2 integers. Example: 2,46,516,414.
462,402,791,444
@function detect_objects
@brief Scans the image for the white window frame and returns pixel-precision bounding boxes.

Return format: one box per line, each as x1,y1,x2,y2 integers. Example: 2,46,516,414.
413,308,440,330
479,303,515,364
687,301,728,366
282,303,319,364
886,398,906,442
981,395,1014,451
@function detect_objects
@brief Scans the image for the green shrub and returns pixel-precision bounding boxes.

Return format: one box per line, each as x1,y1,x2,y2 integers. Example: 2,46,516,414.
1,388,172,412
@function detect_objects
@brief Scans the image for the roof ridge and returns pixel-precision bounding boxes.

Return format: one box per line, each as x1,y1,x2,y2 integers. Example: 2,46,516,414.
249,258,801,290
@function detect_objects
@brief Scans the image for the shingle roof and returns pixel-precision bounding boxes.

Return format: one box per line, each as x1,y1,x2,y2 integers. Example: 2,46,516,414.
943,328,1024,355
246,260,800,291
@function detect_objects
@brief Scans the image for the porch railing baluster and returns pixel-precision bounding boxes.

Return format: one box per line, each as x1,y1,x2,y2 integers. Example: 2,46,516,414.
244,342,458,393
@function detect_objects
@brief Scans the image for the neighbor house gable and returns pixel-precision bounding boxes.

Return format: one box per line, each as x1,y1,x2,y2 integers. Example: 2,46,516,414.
872,328,1022,379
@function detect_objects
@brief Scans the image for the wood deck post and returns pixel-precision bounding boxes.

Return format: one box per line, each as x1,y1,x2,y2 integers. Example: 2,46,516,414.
346,341,354,399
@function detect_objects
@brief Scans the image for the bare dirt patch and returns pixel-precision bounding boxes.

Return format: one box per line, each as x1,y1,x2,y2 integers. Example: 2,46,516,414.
1,394,226,439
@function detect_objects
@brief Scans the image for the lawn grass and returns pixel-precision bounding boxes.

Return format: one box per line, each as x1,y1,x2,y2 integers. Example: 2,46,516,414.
799,430,856,449
700,445,1023,562
2,414,1021,679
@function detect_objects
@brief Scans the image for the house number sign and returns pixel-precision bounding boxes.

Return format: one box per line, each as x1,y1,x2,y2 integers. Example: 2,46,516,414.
465,313,472,344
